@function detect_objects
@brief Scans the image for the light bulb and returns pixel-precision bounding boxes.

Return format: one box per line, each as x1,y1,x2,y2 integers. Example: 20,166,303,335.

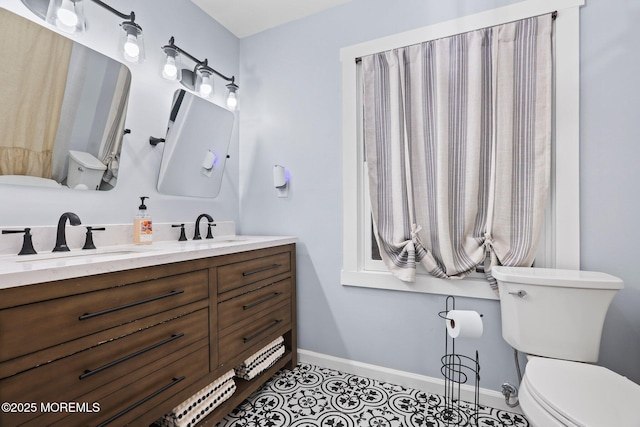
123,34,140,61
57,0,78,27
199,75,213,97
226,91,237,110
163,56,178,80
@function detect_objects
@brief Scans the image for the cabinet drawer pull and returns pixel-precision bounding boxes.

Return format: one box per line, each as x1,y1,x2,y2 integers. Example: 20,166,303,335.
243,319,283,343
96,376,185,427
78,290,185,320
242,264,281,277
243,292,284,310
79,333,185,380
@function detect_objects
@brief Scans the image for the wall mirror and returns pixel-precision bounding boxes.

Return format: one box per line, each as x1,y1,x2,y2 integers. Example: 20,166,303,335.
0,7,131,191
156,89,235,198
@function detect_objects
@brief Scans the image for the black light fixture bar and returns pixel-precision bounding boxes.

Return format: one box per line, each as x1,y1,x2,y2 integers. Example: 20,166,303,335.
91,0,134,21
163,36,236,85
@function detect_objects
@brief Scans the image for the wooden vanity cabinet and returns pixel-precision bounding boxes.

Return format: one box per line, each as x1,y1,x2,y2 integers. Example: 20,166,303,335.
0,243,296,427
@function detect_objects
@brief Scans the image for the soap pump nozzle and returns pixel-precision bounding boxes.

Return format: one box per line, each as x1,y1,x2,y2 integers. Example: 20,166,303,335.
138,196,149,211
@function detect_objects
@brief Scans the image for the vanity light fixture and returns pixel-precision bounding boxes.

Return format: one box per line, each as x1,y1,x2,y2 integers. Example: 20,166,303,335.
226,82,239,111
162,45,182,81
162,37,239,110
45,0,145,63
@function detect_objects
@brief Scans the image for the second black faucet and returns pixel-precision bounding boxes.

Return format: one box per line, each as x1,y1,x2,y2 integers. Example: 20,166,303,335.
193,214,216,240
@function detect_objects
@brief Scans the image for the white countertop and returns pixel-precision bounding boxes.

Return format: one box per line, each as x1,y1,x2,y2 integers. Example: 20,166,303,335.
0,236,296,289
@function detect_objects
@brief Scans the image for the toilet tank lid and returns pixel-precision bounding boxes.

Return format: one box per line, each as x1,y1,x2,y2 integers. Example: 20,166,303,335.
492,267,623,289
69,151,107,170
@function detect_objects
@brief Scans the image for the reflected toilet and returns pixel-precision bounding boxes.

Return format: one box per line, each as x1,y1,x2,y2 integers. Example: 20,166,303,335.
66,151,106,190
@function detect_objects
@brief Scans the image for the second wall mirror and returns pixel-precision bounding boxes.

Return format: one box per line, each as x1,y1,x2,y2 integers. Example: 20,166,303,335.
156,89,235,198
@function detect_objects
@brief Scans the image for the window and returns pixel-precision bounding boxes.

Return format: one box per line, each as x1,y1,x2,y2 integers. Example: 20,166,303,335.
341,0,583,300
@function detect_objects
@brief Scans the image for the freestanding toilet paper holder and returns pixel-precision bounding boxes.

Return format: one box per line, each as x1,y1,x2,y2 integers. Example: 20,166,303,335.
437,295,481,426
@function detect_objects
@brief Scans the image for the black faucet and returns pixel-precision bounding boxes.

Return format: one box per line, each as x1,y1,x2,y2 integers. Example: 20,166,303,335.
193,214,215,240
53,212,82,252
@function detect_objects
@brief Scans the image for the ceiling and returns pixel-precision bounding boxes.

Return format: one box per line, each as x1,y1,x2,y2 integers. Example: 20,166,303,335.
191,0,353,38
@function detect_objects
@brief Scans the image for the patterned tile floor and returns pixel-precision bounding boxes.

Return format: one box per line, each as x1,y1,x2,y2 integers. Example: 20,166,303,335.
216,363,529,427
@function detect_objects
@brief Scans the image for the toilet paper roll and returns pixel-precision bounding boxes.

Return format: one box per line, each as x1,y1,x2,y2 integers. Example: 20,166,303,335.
446,310,483,339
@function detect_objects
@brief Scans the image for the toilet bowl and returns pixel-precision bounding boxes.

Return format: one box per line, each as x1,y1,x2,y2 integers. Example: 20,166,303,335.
519,357,640,427
492,267,640,427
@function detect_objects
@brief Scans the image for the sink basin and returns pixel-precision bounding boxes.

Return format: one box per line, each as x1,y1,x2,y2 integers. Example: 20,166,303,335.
7,247,152,264
211,236,247,242
0,236,255,266
175,236,248,246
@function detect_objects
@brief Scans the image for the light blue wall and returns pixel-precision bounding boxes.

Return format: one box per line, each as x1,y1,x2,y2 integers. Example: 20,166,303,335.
579,0,640,383
238,0,640,392
0,0,240,226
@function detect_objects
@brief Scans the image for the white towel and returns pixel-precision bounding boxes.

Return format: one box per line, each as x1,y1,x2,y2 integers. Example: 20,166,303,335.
157,370,236,427
234,336,285,380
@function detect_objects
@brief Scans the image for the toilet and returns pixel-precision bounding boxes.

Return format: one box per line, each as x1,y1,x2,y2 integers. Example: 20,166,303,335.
493,266,640,427
67,150,107,190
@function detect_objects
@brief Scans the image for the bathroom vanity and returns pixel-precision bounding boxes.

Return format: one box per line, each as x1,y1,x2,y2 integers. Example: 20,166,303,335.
0,237,296,426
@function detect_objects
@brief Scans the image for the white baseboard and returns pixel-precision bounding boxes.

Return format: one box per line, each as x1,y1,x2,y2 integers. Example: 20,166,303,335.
298,348,522,414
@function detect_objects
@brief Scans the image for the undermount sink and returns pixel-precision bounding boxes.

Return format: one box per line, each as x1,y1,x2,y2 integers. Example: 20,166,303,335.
0,236,256,266
7,247,152,264
210,235,247,242
177,236,248,245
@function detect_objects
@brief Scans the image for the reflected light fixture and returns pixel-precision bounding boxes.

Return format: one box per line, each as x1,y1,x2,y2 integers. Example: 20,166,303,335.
45,0,145,64
162,37,239,111
226,82,238,110
46,0,85,33
57,0,79,27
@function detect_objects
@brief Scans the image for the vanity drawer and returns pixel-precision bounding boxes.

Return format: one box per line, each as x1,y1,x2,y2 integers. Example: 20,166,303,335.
0,269,208,362
0,308,208,426
218,278,291,332
217,251,291,294
219,302,291,366
48,344,209,427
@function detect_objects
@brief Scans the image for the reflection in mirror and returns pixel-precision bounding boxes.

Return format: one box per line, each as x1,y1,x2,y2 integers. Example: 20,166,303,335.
0,8,131,191
157,90,235,198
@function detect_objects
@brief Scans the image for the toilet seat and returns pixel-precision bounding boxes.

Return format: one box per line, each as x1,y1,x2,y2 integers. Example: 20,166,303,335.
521,357,640,427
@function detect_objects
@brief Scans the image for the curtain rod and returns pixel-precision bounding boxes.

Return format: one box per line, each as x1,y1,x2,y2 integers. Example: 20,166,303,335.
354,10,558,64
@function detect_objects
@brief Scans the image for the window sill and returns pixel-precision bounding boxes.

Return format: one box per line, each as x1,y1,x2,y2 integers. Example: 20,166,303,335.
341,269,499,300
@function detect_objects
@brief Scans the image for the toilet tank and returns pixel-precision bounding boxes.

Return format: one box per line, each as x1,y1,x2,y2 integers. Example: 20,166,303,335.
67,151,107,190
493,267,623,363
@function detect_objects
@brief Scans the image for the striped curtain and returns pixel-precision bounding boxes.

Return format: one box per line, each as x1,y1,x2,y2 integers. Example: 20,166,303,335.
362,14,552,291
